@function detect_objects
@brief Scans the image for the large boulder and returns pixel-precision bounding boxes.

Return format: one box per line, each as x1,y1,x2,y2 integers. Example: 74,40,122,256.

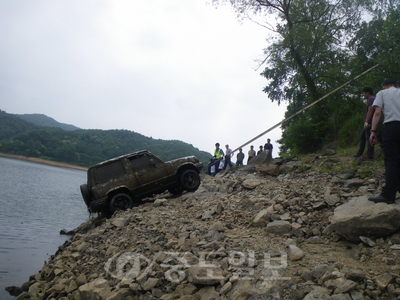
325,196,400,242
247,150,272,165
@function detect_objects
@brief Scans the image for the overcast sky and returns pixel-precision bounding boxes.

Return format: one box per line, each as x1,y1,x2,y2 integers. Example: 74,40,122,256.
0,0,287,156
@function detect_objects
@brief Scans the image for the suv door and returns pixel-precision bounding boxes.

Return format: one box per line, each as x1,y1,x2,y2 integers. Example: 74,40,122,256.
127,153,169,196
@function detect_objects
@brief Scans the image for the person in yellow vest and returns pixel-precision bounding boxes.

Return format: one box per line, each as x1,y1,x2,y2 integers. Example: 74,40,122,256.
213,143,225,174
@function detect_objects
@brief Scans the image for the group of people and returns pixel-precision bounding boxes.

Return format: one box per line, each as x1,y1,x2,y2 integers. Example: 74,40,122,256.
355,79,400,204
206,78,400,202
248,139,273,163
207,139,273,176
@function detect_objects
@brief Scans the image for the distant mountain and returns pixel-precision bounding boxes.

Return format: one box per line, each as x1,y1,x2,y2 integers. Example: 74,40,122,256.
0,110,37,140
0,110,212,167
16,113,80,131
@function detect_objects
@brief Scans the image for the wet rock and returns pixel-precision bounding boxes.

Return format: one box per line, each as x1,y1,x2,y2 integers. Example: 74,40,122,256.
20,280,33,292
5,286,23,296
59,228,77,235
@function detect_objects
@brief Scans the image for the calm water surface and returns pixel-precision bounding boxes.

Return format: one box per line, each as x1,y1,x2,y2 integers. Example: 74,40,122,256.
0,157,88,299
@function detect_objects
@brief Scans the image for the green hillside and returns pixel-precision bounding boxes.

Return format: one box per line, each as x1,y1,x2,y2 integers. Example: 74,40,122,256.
0,110,212,167
16,113,80,131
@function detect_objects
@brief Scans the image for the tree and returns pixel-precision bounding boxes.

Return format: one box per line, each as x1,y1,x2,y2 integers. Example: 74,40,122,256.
212,0,400,154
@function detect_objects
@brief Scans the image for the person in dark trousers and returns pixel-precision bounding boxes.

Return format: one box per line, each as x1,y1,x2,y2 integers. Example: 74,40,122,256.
236,148,244,166
369,79,400,204
257,146,264,155
247,145,256,164
264,138,273,159
213,143,224,175
223,144,233,169
355,87,376,159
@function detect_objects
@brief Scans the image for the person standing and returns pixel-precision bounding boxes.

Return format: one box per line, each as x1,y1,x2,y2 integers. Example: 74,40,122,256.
369,79,400,204
264,139,273,159
236,148,245,166
213,143,224,175
257,146,264,155
224,144,233,169
247,145,256,164
355,87,375,159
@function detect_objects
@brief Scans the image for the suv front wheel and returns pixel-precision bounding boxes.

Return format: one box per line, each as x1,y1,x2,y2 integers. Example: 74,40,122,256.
168,185,184,195
110,193,134,213
180,170,200,192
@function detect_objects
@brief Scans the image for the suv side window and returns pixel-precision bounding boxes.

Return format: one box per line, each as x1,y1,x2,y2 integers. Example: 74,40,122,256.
129,154,158,172
94,160,125,184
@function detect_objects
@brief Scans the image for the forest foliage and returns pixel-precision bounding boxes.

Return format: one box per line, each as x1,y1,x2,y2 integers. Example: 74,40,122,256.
212,0,400,155
0,110,212,167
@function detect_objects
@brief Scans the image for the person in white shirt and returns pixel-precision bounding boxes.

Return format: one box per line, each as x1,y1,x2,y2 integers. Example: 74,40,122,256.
369,79,400,204
224,144,233,169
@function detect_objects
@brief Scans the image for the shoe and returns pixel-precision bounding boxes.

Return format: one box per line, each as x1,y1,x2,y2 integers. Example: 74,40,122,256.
354,153,362,157
363,155,374,160
368,195,395,204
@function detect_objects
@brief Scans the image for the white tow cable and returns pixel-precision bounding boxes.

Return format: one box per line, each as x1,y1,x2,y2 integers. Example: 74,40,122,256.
230,63,380,154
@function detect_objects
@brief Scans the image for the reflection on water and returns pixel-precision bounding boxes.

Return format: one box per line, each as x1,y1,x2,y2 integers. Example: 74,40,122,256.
0,157,89,299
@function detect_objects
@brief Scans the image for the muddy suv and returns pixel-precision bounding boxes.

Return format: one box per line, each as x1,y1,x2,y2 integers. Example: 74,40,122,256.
80,151,203,214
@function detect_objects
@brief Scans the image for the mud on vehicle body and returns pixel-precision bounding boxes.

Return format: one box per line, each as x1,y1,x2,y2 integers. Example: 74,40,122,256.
80,151,203,215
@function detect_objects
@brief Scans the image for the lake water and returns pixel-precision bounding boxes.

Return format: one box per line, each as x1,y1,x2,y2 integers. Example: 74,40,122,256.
0,157,89,300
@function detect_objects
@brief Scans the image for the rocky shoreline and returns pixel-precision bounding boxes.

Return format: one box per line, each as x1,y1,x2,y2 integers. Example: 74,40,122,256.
7,150,400,300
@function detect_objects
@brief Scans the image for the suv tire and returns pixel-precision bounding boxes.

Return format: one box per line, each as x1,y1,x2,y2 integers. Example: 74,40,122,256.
180,170,200,192
168,185,184,195
110,193,133,213
80,184,92,207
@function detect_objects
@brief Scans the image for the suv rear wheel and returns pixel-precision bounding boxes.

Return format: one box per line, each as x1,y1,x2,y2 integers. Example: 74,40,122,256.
180,170,200,192
109,193,133,213
80,184,92,207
